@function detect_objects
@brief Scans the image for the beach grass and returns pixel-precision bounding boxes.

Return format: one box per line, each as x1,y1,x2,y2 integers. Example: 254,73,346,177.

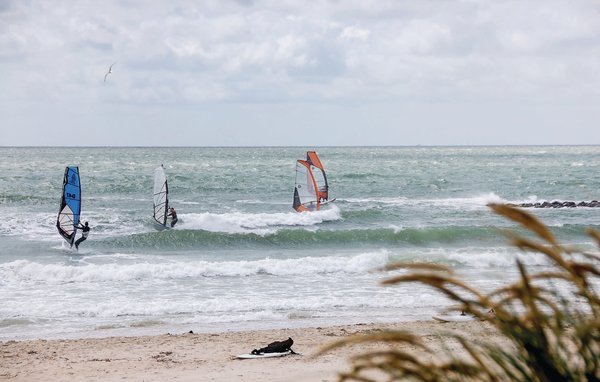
321,204,600,381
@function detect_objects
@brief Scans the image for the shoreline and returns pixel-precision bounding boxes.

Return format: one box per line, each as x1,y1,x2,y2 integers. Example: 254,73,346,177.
0,319,508,382
0,314,422,342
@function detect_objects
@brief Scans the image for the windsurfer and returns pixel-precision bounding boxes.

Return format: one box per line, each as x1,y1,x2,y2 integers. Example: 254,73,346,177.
73,221,90,250
168,207,178,227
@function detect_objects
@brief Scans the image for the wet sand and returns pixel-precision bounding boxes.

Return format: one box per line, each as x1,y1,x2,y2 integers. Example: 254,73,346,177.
0,320,508,382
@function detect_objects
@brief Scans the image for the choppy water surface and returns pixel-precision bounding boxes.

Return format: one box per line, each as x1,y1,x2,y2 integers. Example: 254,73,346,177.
1,146,600,340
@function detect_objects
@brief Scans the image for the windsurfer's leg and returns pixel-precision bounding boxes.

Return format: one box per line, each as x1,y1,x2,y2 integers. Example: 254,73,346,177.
171,218,178,227
75,236,86,249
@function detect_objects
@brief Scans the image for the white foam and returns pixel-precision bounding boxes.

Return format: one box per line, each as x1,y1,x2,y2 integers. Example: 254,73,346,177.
177,205,342,234
410,247,553,268
0,211,57,241
0,250,389,284
341,193,505,210
0,284,412,324
235,199,289,205
388,224,404,233
341,196,409,205
0,208,149,243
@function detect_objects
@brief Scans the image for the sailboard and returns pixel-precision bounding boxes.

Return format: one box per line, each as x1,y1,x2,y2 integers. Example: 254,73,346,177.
432,314,478,323
234,351,292,359
56,166,81,246
153,165,169,229
293,151,331,212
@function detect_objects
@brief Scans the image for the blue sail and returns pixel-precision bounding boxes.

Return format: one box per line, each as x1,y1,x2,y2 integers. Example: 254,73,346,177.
56,166,81,245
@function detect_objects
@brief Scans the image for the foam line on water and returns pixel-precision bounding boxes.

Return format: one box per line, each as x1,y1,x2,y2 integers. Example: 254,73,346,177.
0,250,389,284
340,192,505,210
177,205,342,234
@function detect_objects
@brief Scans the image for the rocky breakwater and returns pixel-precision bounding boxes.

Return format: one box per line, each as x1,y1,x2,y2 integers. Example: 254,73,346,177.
509,200,600,208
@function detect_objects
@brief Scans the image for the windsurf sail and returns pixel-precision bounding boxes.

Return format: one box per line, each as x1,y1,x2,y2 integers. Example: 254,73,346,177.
153,165,169,226
306,151,328,202
56,166,81,245
293,151,329,212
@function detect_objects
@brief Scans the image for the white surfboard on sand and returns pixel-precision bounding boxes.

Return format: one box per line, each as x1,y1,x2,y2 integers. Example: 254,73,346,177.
432,314,478,323
234,351,292,359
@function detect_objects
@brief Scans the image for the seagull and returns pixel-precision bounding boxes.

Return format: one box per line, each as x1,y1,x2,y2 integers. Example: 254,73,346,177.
104,63,115,82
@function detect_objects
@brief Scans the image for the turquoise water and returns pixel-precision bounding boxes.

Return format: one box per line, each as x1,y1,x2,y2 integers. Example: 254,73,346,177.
1,146,599,340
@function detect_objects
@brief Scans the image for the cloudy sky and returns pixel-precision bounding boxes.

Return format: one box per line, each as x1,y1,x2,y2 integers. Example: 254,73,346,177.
1,0,599,146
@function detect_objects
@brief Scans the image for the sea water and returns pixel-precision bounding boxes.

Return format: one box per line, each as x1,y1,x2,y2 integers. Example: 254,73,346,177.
1,146,600,340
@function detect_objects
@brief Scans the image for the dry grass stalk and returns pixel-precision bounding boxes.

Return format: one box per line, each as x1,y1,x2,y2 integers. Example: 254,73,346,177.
322,204,600,381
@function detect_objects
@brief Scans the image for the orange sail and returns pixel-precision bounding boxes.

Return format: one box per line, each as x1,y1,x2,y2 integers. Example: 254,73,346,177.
306,151,329,202
293,151,330,212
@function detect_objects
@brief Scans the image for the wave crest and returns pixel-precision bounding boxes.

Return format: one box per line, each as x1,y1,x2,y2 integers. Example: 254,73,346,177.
0,251,390,284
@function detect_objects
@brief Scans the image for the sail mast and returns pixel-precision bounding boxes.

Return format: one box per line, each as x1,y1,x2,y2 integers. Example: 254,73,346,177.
153,165,169,226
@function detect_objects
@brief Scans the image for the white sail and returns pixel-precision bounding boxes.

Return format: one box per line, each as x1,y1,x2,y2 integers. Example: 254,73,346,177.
311,164,327,194
153,165,169,226
293,160,318,211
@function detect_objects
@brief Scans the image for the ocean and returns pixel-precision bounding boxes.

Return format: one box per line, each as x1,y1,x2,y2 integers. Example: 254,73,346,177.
1,146,600,340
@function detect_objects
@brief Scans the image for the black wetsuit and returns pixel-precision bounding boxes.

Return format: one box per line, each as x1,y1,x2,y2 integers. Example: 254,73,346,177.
169,209,178,227
74,224,90,249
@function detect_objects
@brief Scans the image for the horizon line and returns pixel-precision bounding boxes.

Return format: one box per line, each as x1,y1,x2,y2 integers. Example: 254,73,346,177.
2,144,600,149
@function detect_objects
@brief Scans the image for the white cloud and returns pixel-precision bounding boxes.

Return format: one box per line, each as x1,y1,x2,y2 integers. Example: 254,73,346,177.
1,0,600,145
340,26,370,41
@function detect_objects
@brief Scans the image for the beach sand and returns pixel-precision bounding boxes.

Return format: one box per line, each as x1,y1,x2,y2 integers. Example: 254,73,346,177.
0,320,508,381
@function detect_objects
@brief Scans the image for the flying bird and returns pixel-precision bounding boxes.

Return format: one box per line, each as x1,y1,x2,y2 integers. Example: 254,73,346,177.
104,63,115,82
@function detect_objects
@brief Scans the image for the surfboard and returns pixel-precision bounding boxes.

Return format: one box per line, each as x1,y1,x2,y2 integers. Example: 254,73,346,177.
293,151,332,212
56,166,81,247
153,165,169,229
432,314,478,323
234,351,292,359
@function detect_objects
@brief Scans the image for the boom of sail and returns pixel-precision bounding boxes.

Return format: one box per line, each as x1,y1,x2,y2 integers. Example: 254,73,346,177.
293,151,329,212
153,165,169,227
56,166,81,245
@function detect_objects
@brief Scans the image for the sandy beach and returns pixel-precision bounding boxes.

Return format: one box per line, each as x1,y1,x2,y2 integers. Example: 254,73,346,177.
0,320,508,382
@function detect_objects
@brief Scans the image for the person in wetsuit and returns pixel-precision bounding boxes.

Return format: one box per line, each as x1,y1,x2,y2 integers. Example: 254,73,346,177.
73,221,90,250
168,207,178,227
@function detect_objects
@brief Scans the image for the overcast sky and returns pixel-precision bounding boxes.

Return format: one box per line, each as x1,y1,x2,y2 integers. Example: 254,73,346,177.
1,0,599,146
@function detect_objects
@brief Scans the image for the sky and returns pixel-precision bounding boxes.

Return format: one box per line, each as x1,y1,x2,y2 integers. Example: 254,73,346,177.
1,0,599,146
